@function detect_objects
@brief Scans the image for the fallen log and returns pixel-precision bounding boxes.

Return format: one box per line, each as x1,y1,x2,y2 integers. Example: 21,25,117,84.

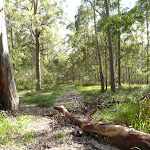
54,105,150,150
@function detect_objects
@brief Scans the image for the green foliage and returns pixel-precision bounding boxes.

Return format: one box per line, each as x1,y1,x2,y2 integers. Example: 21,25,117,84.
4,0,150,91
56,131,66,138
92,100,150,133
0,114,35,149
115,101,149,133
4,0,66,91
19,85,68,107
74,84,150,133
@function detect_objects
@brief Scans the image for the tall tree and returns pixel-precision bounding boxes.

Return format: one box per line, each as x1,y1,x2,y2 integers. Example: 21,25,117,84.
145,0,149,84
93,0,104,92
0,0,19,110
117,0,121,86
34,0,41,90
105,0,116,93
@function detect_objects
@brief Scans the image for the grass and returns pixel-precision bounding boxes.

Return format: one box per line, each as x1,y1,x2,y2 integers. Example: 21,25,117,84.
0,84,68,149
0,113,35,149
56,131,66,139
74,84,150,103
74,84,150,133
19,84,68,107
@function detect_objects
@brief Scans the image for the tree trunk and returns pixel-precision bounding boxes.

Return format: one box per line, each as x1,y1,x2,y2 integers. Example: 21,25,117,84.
128,67,131,92
146,10,149,84
93,0,104,92
105,0,116,93
35,28,41,90
118,34,121,86
117,0,121,86
54,105,150,150
0,0,19,110
10,28,15,70
105,39,108,90
83,32,88,76
34,0,41,90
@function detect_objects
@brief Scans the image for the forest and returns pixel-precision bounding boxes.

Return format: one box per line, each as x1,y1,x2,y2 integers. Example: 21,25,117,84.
0,0,150,149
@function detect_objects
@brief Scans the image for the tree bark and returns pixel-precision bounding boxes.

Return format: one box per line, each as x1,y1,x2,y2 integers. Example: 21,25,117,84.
54,105,150,150
93,0,104,92
118,34,121,86
34,0,41,90
10,28,15,70
104,0,116,93
35,28,41,90
0,0,19,110
105,37,108,90
146,9,149,84
117,0,121,86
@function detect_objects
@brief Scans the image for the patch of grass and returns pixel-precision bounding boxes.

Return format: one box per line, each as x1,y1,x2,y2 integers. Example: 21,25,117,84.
73,86,101,103
19,84,68,107
0,114,35,149
64,102,78,107
91,100,150,133
56,131,66,138
74,84,150,133
74,84,150,104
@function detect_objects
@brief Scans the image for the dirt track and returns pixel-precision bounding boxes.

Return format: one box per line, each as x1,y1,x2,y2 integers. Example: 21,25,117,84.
9,87,120,150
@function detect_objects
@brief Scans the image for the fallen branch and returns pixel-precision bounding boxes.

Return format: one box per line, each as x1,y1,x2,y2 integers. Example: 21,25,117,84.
54,105,150,150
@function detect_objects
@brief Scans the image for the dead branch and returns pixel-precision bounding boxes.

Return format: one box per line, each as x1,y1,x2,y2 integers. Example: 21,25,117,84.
54,105,150,150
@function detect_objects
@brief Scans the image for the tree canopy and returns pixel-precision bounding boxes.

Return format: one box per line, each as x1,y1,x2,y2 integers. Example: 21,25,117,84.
2,0,150,91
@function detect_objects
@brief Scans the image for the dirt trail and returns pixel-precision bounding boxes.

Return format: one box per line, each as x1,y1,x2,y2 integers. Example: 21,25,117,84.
12,87,120,150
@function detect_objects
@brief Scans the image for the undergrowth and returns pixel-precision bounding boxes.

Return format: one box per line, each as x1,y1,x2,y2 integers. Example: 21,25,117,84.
74,84,150,133
0,84,68,149
0,113,35,149
19,84,68,107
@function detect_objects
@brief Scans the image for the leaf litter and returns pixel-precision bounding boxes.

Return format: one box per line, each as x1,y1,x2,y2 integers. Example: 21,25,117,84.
2,87,120,150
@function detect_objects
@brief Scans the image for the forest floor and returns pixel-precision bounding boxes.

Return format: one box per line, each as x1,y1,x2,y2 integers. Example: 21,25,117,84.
7,86,120,150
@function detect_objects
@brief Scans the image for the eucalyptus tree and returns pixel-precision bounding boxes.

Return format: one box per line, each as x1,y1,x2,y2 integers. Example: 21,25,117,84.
118,0,150,84
0,0,19,110
33,0,41,90
87,0,104,92
117,0,121,86
105,0,116,93
74,3,94,79
4,0,65,90
32,0,65,90
136,0,150,83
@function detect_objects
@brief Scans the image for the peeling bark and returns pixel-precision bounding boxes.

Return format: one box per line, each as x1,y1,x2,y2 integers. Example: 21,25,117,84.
54,105,150,150
0,0,19,110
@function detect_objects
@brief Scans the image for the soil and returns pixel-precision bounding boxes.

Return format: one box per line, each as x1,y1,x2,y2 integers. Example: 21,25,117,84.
8,87,120,150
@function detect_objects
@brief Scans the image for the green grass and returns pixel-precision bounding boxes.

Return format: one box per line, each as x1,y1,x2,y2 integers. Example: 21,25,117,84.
0,84,68,149
74,84,150,104
91,101,150,133
73,86,102,103
19,84,68,107
56,131,66,138
74,84,150,133
0,114,35,149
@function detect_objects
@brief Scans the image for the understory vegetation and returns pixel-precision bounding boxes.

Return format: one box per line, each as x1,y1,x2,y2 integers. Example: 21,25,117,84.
74,84,150,133
19,84,68,107
0,114,35,149
0,84,68,149
0,84,149,149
